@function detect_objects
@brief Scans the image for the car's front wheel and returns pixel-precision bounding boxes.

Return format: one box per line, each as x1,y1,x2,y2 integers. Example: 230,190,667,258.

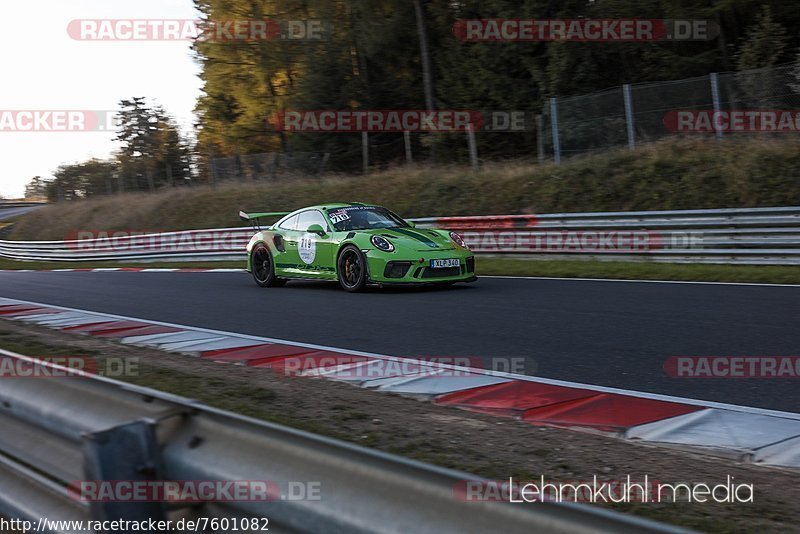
337,245,367,292
251,244,285,288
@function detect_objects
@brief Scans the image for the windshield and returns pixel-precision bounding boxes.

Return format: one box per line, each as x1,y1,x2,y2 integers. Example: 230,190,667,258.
327,206,409,231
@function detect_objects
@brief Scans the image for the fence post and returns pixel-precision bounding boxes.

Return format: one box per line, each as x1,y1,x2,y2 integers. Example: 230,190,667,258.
549,97,561,165
710,72,723,140
535,114,545,164
269,153,279,181
404,131,413,163
209,153,217,188
466,124,478,170
623,84,636,150
145,170,155,192
361,131,369,174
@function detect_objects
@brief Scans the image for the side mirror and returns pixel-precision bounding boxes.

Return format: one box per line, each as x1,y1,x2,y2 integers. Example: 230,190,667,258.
307,224,326,236
407,221,416,228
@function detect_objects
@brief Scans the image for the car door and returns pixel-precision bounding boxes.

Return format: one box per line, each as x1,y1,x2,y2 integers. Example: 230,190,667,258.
273,213,302,276
295,210,336,279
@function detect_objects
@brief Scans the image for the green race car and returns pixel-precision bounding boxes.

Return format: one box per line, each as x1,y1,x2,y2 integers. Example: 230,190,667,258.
241,203,476,292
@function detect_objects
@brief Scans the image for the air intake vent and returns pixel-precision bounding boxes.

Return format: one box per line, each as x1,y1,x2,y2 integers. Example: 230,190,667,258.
384,261,412,279
420,267,460,278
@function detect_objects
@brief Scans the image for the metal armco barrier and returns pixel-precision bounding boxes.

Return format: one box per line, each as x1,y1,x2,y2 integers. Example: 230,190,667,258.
0,228,252,262
0,349,681,534
416,206,800,265
0,202,46,208
0,206,798,265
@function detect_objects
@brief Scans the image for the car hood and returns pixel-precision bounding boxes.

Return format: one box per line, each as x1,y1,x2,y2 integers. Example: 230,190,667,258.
364,227,456,252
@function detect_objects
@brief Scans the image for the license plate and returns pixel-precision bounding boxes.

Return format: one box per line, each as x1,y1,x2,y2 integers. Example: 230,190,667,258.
430,258,460,269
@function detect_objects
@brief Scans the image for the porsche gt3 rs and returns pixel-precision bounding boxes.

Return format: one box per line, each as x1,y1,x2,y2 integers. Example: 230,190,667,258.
241,203,476,292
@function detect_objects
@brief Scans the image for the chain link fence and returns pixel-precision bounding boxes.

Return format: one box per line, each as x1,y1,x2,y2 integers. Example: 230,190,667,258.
203,63,800,182
542,62,800,161
209,152,330,184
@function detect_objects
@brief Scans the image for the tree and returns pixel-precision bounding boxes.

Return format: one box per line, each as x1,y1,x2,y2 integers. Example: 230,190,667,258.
190,0,800,169
735,6,790,71
45,159,117,202
733,6,791,107
24,176,49,200
116,97,192,192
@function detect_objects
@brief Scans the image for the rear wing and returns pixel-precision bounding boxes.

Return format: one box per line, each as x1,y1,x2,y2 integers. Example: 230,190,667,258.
239,211,291,230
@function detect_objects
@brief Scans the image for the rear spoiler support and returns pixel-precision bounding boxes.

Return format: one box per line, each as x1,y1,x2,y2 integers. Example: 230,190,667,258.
239,211,291,231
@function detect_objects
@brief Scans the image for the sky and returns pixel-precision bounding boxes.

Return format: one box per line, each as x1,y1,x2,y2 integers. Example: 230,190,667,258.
0,0,203,198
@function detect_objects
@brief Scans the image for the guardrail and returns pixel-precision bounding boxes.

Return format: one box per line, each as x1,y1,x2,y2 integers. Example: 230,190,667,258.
0,206,798,265
0,348,679,533
417,206,800,265
0,202,47,209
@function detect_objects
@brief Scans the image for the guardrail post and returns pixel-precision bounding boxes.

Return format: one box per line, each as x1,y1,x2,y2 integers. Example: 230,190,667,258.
623,84,636,150
710,72,723,140
549,97,561,165
81,420,168,522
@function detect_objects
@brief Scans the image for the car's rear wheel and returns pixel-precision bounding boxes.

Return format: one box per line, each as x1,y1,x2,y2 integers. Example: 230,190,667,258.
251,244,285,288
337,245,367,292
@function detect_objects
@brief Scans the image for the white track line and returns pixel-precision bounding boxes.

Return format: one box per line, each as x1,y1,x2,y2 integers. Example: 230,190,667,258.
2,296,799,421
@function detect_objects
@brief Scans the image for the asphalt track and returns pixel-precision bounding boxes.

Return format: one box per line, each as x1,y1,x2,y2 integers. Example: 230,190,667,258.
0,271,798,412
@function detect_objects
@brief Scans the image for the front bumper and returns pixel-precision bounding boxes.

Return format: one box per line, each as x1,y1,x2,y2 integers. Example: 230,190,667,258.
364,249,476,284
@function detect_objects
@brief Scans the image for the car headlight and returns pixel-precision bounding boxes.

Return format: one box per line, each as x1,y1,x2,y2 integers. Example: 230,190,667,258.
450,231,468,249
370,235,395,252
